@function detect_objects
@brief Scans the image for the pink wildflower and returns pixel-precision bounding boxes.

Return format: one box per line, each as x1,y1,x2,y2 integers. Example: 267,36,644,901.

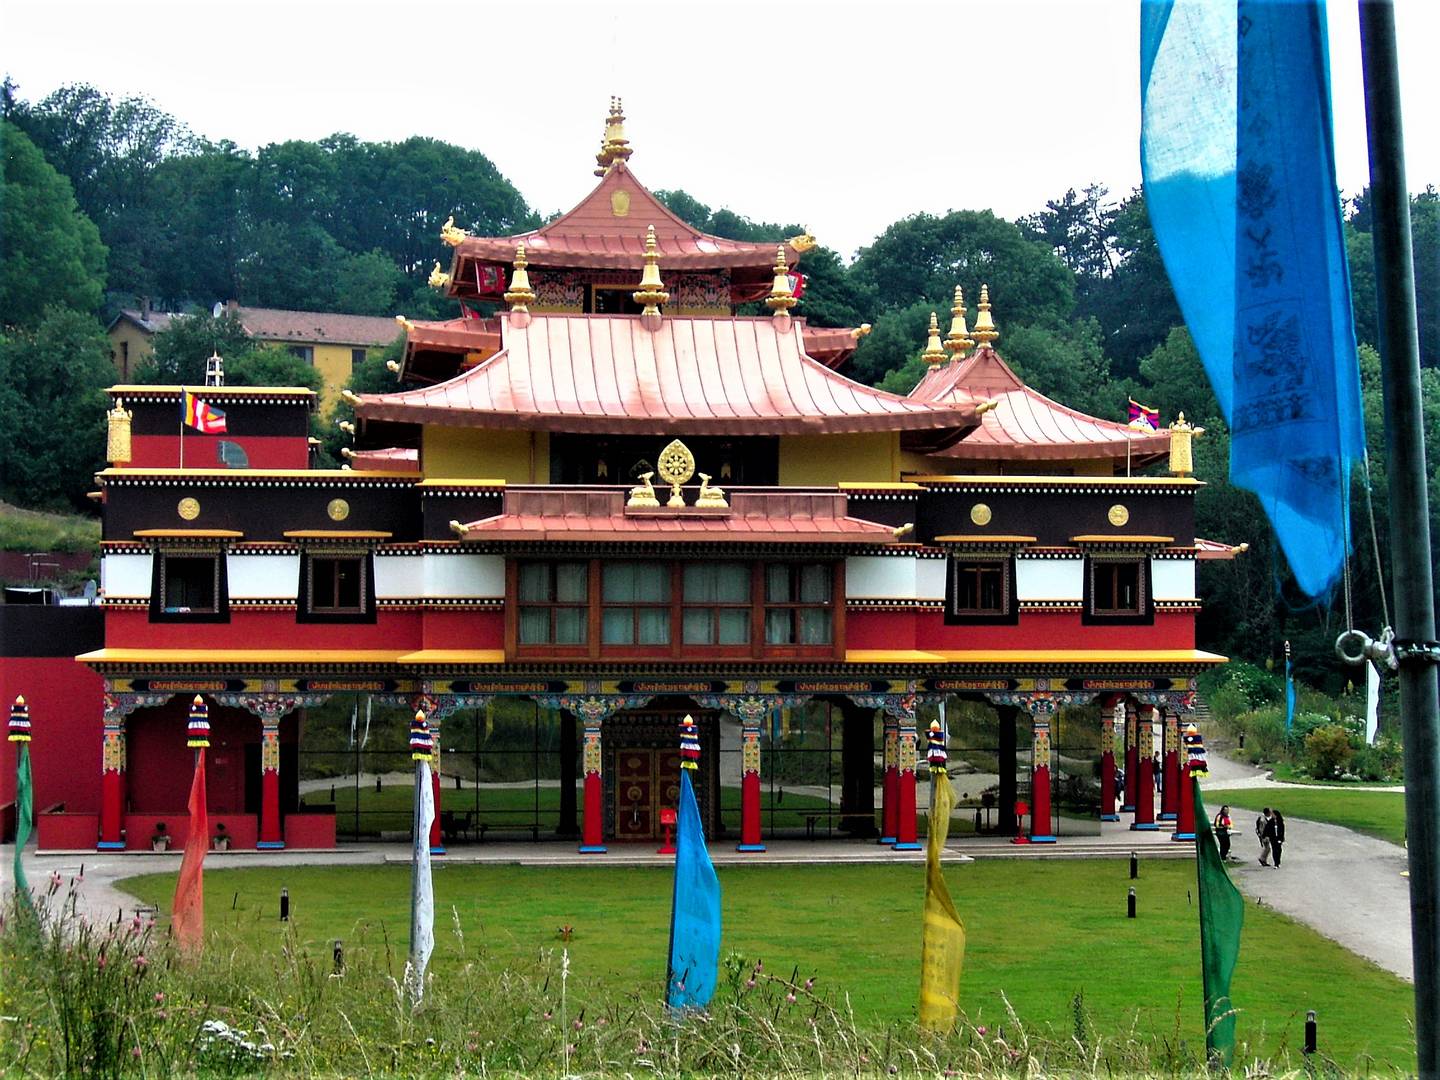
596,1017,607,1027
785,991,796,1004
542,1011,552,1020
131,1047,141,1059
745,978,756,989
154,992,165,1003
572,1018,583,1031
804,977,814,991
134,955,148,970
97,954,107,970
976,1025,986,1036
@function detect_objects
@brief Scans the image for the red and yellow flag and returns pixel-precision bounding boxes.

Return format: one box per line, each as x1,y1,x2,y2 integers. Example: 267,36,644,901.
182,391,227,434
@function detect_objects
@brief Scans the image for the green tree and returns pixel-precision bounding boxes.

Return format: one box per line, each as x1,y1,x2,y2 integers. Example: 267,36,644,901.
1,121,107,325
330,249,406,315
225,345,323,392
0,307,114,509
137,310,251,384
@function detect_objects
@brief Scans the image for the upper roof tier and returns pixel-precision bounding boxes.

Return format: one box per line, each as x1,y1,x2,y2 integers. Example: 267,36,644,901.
910,345,1170,462
444,161,809,291
356,313,980,438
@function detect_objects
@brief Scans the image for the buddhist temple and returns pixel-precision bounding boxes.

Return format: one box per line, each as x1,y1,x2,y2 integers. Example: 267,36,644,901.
4,103,1238,856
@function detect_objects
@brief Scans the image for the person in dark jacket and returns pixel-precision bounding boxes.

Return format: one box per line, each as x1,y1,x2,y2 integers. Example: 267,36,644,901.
1213,805,1235,860
1268,810,1286,867
1256,807,1273,865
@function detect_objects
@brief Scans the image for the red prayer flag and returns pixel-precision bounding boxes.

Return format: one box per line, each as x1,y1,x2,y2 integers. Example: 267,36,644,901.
171,750,208,953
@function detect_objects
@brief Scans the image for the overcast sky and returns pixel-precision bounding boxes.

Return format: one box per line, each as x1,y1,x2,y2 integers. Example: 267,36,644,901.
5,0,1437,260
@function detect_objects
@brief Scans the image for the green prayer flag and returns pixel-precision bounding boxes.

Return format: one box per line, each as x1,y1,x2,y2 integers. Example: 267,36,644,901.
13,744,34,908
1193,779,1243,1066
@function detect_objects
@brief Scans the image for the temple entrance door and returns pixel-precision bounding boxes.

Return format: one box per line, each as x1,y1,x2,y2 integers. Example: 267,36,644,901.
613,748,683,842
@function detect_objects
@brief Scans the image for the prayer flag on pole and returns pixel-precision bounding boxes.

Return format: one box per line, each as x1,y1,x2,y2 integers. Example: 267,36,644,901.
1194,779,1244,1067
1140,0,1365,597
407,711,436,1004
1128,398,1161,429
10,696,34,909
918,719,965,1031
667,714,720,1010
1284,641,1296,731
172,696,211,953
182,391,228,434
1365,659,1381,745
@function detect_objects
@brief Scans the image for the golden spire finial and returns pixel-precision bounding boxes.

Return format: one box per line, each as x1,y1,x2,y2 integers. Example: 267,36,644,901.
633,224,669,325
921,312,947,368
944,285,972,358
503,243,536,314
971,284,999,347
766,245,798,316
594,95,633,176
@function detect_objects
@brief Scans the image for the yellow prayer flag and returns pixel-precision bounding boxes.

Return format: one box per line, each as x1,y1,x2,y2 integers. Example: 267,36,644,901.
918,766,966,1031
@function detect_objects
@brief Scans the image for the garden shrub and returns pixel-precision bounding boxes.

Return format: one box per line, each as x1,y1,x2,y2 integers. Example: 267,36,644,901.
1238,707,1288,763
1304,724,1356,780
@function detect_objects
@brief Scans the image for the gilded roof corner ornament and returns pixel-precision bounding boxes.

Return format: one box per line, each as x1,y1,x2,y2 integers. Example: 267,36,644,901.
594,95,633,177
428,261,451,289
440,215,469,247
787,232,817,254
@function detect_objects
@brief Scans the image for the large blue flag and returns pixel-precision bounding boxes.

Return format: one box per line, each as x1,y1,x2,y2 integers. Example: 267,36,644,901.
666,769,721,1009
1140,0,1365,598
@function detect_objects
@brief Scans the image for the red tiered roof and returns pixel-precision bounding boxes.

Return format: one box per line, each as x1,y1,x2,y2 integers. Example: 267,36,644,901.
911,346,1171,462
358,313,979,438
446,162,802,282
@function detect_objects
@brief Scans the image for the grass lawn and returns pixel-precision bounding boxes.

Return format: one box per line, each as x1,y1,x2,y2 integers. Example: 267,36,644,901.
1204,786,1408,846
121,858,1415,1069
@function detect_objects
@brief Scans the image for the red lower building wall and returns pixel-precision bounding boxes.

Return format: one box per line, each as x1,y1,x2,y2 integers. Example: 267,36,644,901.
845,608,1197,652
105,609,426,650
422,608,504,649
0,656,106,818
123,812,258,850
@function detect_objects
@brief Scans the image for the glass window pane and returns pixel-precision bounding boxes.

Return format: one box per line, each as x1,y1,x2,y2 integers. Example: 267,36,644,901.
800,608,832,644
683,608,714,644
602,563,637,602
766,609,793,645
555,563,588,603
716,563,750,602
636,570,669,603
683,563,716,602
602,608,634,644
766,565,791,602
554,607,586,644
718,608,749,644
519,563,549,602
800,563,831,602
519,607,550,644
637,608,670,644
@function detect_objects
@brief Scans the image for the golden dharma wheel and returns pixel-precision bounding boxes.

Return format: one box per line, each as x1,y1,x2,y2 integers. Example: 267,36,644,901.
970,503,993,526
1107,504,1130,527
177,497,201,521
327,498,351,522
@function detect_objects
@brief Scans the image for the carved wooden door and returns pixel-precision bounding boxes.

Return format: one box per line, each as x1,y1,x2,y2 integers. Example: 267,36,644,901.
615,749,656,841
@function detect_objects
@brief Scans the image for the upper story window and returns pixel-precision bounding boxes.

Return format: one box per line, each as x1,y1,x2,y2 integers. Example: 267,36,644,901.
517,561,588,645
350,348,367,370
298,550,376,623
1084,556,1152,624
601,563,670,645
764,563,832,646
288,345,315,364
682,563,751,646
150,548,229,623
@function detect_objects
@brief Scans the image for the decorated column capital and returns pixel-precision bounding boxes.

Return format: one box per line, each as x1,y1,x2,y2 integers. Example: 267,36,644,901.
214,692,332,720
532,693,653,725
103,689,174,720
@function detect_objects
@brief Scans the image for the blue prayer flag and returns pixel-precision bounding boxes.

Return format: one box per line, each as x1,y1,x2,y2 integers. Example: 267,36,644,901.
666,769,721,1010
1140,0,1365,597
1285,654,1296,730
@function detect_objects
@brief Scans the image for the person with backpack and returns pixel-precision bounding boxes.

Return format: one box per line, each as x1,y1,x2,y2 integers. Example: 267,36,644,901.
1256,807,1273,865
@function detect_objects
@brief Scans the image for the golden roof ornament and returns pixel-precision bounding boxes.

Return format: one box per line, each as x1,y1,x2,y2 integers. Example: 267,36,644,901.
440,215,468,247
1168,411,1205,477
786,232,817,253
594,96,633,176
633,224,669,327
504,243,537,319
766,246,798,317
107,397,133,466
944,286,973,358
428,261,451,289
656,438,695,507
971,284,999,347
921,312,947,369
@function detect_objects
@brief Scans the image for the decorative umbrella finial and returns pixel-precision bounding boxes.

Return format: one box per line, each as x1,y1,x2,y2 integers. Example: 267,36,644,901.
410,711,434,761
187,695,210,749
971,284,999,347
679,714,701,770
766,245,798,317
503,243,537,321
944,286,973,358
926,718,946,768
9,695,31,742
633,225,669,327
594,95,633,176
922,312,947,369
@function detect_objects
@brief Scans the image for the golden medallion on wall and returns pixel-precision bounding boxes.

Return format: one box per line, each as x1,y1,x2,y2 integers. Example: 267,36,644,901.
611,190,631,217
327,498,351,522
177,497,201,521
970,503,993,526
1107,504,1130,527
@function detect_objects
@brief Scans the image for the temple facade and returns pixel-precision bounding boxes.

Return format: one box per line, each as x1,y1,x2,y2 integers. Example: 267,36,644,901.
38,103,1238,855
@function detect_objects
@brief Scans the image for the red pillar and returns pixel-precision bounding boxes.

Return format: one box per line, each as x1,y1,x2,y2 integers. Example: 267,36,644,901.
737,717,764,852
1100,698,1120,821
579,718,606,853
257,714,283,848
1122,703,1139,811
1173,761,1197,841
1160,707,1181,821
98,705,126,849
1029,709,1057,842
893,716,920,850
429,721,445,854
1131,706,1159,830
880,715,898,844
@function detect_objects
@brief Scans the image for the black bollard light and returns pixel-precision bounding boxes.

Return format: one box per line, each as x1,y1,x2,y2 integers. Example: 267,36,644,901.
1304,1010,1317,1055
1130,851,1139,880
1127,887,1137,918
376,775,382,793
280,887,290,921
330,783,336,802
333,939,345,974
455,774,461,791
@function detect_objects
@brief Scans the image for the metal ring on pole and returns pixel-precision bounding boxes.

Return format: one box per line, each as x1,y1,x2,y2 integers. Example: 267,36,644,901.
1334,628,1372,666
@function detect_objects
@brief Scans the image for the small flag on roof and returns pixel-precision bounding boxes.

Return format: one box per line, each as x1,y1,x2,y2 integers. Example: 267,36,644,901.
1128,399,1160,430
183,391,227,434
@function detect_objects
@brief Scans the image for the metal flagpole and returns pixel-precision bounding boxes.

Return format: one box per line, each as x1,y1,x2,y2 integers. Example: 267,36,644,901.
1357,3,1440,1073
179,386,186,470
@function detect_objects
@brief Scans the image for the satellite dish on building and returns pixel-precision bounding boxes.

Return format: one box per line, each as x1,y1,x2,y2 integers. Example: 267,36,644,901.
212,302,224,318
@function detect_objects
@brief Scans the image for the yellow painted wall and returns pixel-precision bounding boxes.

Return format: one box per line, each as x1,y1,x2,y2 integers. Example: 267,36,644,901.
311,344,363,413
905,455,1124,477
778,432,900,485
107,323,154,380
422,426,549,483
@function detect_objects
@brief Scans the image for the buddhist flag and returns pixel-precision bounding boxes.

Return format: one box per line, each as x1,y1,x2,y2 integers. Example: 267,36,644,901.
10,696,34,910
1140,0,1364,597
919,721,965,1030
1194,780,1244,1066
171,749,208,953
182,391,227,434
667,718,720,1011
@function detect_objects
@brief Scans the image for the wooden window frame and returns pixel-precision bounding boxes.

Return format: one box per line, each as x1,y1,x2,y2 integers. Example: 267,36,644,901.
297,549,377,624
149,547,230,624
1082,556,1154,626
599,562,674,650
511,560,591,655
680,561,753,657
760,562,837,656
944,555,1018,626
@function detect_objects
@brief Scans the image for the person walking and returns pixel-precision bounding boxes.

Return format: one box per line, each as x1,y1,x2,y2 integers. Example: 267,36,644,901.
1269,809,1286,868
1256,807,1273,865
1213,804,1234,861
